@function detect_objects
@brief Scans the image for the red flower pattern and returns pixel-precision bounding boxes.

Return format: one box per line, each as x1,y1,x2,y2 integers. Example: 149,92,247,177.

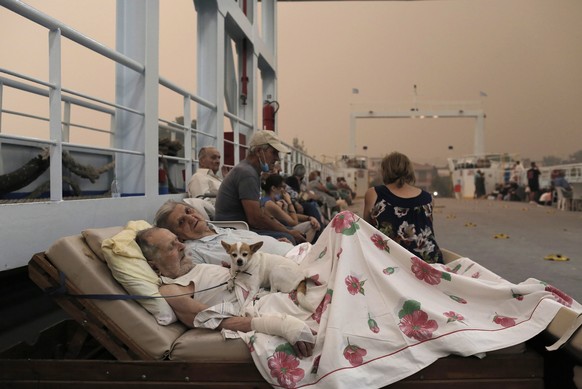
343,340,367,367
545,285,573,307
331,211,358,233
371,234,390,252
368,314,380,333
310,355,321,374
345,275,366,295
399,309,438,341
411,256,442,285
312,290,332,323
493,313,517,327
443,311,466,324
268,351,305,388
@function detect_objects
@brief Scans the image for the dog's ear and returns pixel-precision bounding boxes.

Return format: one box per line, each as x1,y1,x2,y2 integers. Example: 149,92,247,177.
249,241,264,253
220,240,231,251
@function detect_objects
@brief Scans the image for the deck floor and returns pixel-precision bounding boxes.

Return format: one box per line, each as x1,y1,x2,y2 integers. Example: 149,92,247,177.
348,197,582,303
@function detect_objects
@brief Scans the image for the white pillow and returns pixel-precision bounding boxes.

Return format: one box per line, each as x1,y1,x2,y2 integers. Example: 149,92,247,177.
101,220,177,325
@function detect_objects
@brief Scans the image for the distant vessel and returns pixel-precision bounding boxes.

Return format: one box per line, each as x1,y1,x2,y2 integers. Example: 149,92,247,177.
448,153,582,198
448,153,519,198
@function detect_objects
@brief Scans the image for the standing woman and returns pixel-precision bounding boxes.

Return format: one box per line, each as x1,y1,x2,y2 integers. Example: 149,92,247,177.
363,152,443,264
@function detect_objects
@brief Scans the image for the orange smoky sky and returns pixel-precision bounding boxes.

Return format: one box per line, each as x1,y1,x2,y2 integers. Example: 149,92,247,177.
1,0,581,166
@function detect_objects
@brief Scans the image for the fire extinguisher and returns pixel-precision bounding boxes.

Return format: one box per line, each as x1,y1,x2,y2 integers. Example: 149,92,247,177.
158,162,169,194
263,100,279,131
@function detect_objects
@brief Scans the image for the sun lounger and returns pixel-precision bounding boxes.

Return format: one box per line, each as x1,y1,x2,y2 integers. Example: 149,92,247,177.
2,225,581,388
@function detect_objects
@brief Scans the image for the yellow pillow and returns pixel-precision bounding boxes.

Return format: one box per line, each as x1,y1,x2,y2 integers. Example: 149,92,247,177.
101,220,177,325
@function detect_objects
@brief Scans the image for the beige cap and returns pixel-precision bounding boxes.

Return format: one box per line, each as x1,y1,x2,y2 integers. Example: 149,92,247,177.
249,130,290,153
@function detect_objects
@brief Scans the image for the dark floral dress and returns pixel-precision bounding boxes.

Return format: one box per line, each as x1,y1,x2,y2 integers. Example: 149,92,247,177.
369,185,443,263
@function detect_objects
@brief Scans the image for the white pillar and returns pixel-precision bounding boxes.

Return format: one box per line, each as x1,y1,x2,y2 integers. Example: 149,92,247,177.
49,28,63,201
115,0,159,196
474,113,485,156
195,0,225,151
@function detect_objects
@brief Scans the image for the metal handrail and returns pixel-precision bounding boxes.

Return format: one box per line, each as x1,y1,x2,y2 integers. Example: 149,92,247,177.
0,0,328,199
223,110,253,129
0,76,116,115
159,76,216,110
0,0,144,73
1,109,113,135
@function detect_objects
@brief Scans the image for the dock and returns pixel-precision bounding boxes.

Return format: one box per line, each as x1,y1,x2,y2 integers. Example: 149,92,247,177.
348,197,582,302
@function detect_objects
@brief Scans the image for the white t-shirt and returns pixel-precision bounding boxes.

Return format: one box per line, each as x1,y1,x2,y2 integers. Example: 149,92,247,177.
184,224,294,266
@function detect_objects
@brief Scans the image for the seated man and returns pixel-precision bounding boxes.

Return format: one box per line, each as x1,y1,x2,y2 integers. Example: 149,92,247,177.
325,176,352,205
285,163,326,226
155,199,294,266
214,130,306,245
187,146,226,204
135,227,314,358
336,176,355,200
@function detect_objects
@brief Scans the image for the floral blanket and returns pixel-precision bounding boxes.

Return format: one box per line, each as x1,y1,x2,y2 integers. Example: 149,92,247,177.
238,211,579,388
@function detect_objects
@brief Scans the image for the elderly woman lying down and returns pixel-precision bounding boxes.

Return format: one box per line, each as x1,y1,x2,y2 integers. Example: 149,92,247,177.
134,208,579,389
154,199,294,266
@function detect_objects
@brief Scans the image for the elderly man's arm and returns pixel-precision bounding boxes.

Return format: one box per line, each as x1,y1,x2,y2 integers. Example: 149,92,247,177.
242,199,306,243
159,283,208,326
159,283,313,357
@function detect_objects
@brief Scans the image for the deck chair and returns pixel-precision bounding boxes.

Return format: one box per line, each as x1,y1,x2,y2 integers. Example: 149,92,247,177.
3,227,582,387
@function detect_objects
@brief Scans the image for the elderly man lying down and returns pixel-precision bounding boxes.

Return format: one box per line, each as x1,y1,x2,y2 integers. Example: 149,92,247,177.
137,210,579,389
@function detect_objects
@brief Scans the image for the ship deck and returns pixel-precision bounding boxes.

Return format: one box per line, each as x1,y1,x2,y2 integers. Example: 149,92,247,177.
348,197,582,303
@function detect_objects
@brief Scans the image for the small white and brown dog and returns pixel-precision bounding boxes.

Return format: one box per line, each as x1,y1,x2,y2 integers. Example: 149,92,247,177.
221,240,312,311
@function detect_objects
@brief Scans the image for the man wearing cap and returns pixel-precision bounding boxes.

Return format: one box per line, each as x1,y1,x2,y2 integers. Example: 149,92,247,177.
214,130,306,244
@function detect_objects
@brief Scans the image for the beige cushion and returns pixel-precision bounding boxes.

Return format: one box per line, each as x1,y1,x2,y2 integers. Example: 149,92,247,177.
441,248,462,264
101,221,177,326
46,227,254,362
545,306,582,361
82,226,123,262
46,233,186,359
170,328,251,362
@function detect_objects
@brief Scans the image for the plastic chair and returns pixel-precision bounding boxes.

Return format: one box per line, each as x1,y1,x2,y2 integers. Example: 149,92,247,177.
555,187,572,211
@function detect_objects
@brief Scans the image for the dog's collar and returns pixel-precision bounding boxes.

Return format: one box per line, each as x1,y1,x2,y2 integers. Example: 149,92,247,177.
232,270,253,279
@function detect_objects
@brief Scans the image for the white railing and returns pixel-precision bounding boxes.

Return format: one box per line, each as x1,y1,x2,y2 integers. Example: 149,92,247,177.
0,0,326,203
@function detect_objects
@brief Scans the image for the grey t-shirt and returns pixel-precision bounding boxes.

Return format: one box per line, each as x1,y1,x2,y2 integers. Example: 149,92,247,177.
214,159,260,221
183,224,294,266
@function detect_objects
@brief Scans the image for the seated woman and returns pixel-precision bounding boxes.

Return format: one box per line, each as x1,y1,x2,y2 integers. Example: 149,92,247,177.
307,170,347,216
363,151,443,264
285,163,326,225
154,199,294,266
261,174,320,243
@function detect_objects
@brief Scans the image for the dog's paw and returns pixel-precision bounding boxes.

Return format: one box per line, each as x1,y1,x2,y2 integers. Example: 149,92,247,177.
227,278,235,292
